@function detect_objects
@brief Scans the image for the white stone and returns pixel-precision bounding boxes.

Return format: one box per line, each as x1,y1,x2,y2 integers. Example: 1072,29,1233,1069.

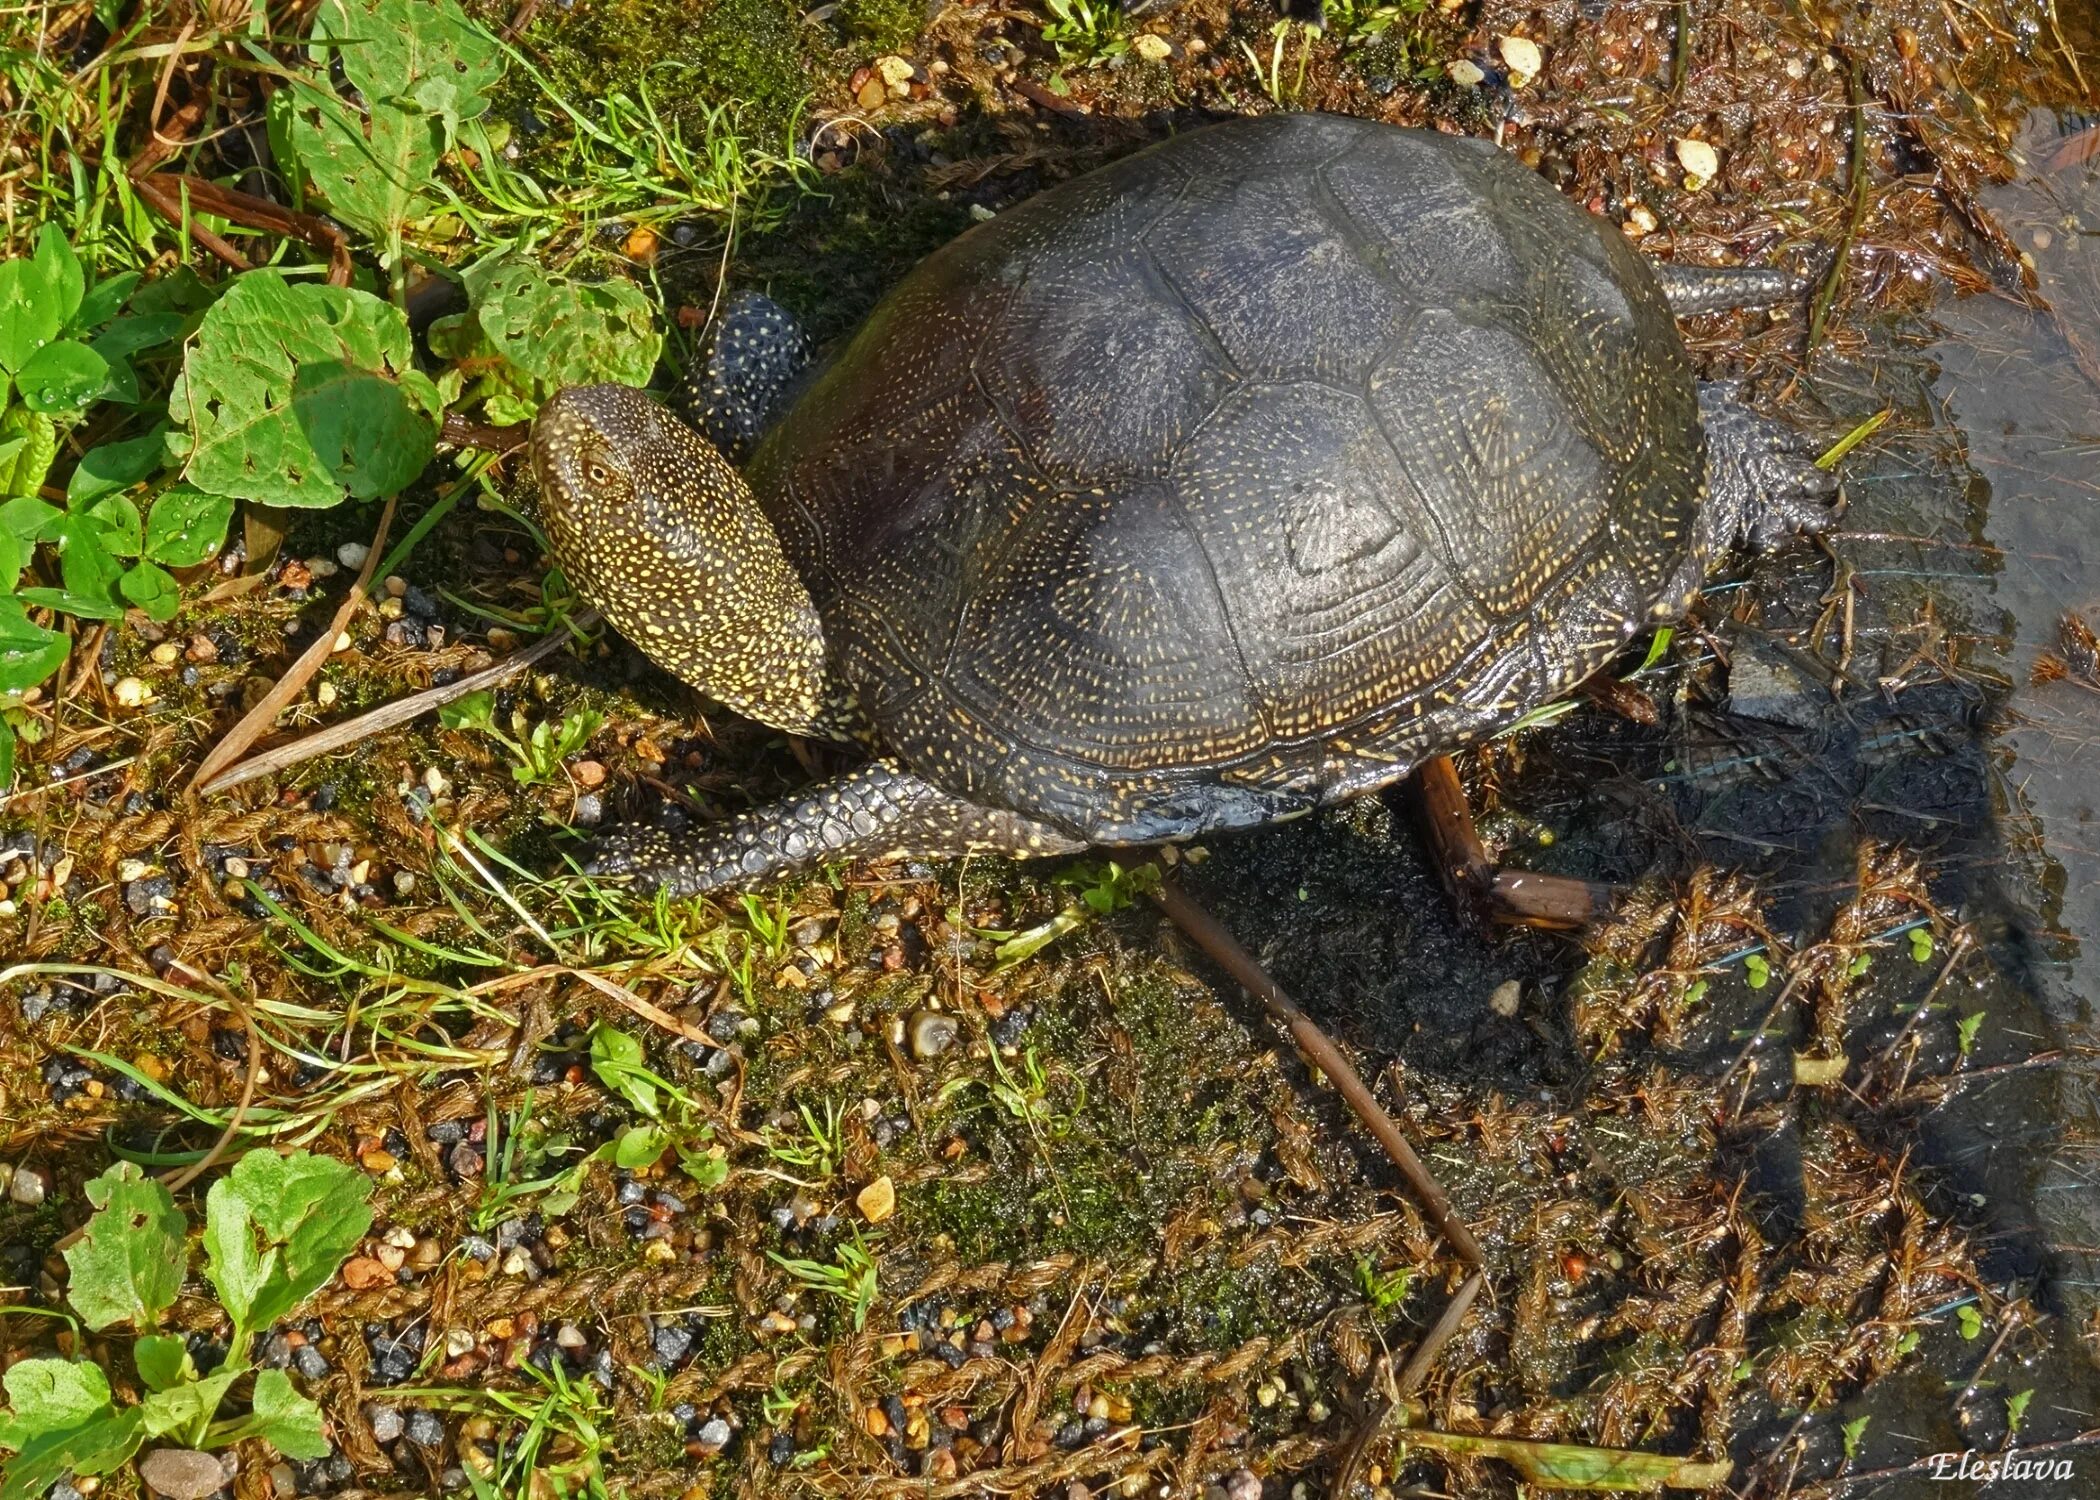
1133,33,1172,63
1674,136,1720,187
1497,35,1542,87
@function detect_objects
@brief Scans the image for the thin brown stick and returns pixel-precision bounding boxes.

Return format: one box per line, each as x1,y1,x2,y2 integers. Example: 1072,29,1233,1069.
1326,1267,1486,1496
190,496,395,793
1417,755,1612,929
1148,876,1485,1270
197,610,597,795
128,172,252,271
131,170,353,286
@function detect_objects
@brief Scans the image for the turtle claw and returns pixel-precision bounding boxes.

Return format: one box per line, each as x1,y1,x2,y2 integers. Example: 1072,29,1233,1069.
1699,384,1844,555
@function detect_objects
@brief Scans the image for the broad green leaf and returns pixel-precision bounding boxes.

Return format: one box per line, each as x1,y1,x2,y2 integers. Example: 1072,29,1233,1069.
139,1369,237,1438
16,339,110,413
121,562,181,622
0,1359,112,1447
144,487,235,568
1,495,63,545
437,687,495,731
589,1024,658,1117
202,1149,373,1340
0,719,13,789
0,250,63,374
90,313,184,360
0,526,23,592
165,271,441,509
456,253,660,415
278,81,442,245
15,587,122,621
73,270,142,333
33,225,84,333
0,596,67,695
612,1124,669,1170
67,426,169,506
315,0,503,135
232,1370,330,1460
86,495,143,558
0,1360,146,1498
133,1335,196,1394
62,1163,188,1332
52,515,124,613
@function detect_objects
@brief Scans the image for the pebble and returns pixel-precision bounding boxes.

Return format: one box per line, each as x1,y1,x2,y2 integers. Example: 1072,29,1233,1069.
150,641,182,666
367,1405,405,1443
1133,33,1172,62
1674,136,1720,188
138,1448,231,1499
1488,979,1522,1018
856,1175,896,1224
1224,1471,1262,1500
404,1409,446,1447
117,857,151,883
876,54,916,92
1496,34,1541,86
10,1165,49,1206
383,574,408,598
694,1416,733,1454
337,541,369,570
342,1256,391,1290
653,1324,695,1368
114,676,153,708
1445,58,1485,87
908,1009,959,1060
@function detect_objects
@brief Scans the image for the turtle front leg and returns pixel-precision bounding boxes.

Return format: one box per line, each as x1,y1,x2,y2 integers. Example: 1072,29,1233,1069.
587,760,1087,896
681,290,816,462
1698,382,1842,554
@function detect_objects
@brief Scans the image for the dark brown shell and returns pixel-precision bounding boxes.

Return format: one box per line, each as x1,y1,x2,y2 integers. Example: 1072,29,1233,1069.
746,113,1706,842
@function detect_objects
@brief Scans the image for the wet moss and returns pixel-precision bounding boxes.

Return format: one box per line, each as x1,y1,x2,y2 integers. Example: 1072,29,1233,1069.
836,0,928,55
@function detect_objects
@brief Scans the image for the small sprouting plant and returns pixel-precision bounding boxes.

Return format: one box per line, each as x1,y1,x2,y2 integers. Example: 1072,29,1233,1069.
1743,952,1772,990
762,1097,845,1182
1324,0,1425,44
1958,1304,1985,1340
982,858,1161,966
768,1234,880,1330
1354,1257,1415,1313
439,689,605,789
1039,0,1129,69
0,1151,372,1496
2006,1387,2034,1436
1910,926,1936,964
1840,1413,1870,1460
1955,1010,1986,1057
1240,21,1318,107
587,1024,731,1191
738,892,793,963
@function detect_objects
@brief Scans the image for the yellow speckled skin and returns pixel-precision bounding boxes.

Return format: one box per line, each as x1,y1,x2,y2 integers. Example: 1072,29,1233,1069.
533,113,1836,892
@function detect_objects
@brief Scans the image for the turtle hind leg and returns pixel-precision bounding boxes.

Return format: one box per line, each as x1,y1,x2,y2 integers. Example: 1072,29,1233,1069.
1698,382,1842,555
679,290,814,462
1655,262,1801,316
585,760,1087,896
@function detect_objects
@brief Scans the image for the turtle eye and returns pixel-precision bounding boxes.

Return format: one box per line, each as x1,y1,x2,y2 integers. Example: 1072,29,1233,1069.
584,459,611,487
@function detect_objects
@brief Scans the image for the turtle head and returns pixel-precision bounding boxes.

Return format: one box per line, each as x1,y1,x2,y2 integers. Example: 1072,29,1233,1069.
531,384,839,738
